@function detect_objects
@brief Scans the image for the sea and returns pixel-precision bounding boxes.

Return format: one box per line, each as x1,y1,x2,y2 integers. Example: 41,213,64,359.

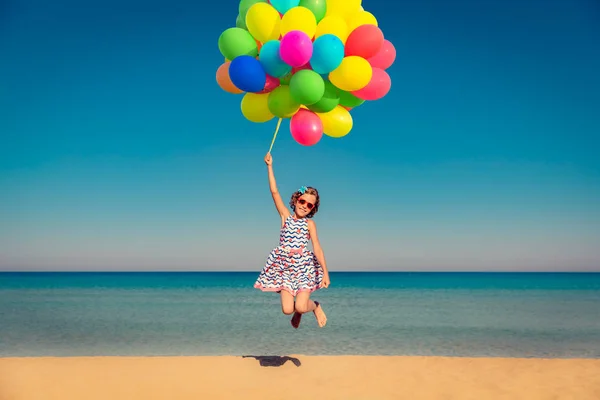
1,272,599,358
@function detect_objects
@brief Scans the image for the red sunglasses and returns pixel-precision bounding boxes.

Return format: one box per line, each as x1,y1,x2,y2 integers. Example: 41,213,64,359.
297,198,314,210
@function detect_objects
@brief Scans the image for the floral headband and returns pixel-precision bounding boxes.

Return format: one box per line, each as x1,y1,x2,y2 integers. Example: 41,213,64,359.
298,186,307,194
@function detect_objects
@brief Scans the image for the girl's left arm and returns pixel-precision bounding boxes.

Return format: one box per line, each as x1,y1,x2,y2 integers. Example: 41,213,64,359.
308,220,329,277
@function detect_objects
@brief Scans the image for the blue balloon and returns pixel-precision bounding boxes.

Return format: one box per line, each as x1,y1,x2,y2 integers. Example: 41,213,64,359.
310,34,345,75
270,0,299,14
229,55,267,93
259,40,292,78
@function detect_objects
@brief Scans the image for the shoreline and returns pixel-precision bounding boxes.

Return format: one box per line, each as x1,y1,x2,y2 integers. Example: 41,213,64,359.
2,355,599,399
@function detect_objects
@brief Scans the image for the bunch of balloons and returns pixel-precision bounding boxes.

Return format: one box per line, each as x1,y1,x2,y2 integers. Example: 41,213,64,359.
216,0,396,146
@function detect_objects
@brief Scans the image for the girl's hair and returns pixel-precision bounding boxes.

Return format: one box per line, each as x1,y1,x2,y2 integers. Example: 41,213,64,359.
289,186,320,218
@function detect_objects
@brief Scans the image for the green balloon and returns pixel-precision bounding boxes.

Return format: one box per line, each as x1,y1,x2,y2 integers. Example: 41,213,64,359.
299,0,327,23
280,72,292,86
307,81,340,113
268,86,300,118
339,90,365,108
239,0,267,15
235,14,247,30
289,70,325,105
218,28,258,60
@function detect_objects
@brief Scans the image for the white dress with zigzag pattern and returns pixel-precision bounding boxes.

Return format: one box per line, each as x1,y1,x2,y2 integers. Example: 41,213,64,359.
254,214,324,296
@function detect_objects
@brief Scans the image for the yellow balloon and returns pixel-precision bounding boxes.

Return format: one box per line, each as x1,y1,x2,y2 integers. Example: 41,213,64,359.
281,6,317,38
246,3,281,43
329,56,372,92
347,11,378,33
241,93,274,123
315,16,349,43
317,105,353,138
325,0,361,19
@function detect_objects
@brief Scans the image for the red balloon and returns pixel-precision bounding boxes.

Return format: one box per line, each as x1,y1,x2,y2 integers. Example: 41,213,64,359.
344,25,384,59
352,68,391,101
367,39,396,70
258,75,280,94
290,109,323,146
292,62,312,73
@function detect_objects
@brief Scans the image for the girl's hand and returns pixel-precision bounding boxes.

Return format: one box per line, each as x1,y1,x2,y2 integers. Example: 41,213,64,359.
321,273,330,289
264,153,273,166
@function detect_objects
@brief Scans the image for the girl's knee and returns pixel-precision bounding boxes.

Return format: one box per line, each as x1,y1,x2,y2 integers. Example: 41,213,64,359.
295,302,309,314
282,305,294,315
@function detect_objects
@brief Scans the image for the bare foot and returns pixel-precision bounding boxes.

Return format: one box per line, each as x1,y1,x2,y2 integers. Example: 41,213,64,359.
313,301,327,328
291,311,302,329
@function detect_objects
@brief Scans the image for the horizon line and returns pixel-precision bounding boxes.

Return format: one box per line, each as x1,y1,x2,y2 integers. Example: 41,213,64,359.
1,270,599,274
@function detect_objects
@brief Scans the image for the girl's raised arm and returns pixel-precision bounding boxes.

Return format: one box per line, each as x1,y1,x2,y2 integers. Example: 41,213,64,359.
265,153,290,219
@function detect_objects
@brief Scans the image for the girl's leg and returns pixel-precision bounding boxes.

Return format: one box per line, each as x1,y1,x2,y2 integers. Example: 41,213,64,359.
280,290,295,315
294,291,327,328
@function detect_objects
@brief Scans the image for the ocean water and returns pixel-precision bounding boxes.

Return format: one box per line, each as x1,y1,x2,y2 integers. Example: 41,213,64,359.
1,272,599,358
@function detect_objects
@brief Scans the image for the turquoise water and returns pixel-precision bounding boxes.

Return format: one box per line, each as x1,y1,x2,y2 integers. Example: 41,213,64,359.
1,272,599,358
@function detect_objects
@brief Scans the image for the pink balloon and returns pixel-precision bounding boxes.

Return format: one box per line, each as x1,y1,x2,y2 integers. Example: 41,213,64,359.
367,40,396,70
258,75,280,94
290,109,323,146
280,30,313,68
351,68,391,101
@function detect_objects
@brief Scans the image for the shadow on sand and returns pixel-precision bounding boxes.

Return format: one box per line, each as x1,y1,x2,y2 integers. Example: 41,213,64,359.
242,355,302,367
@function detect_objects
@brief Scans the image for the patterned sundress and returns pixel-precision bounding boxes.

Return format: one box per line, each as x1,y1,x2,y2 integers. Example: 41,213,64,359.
254,214,324,296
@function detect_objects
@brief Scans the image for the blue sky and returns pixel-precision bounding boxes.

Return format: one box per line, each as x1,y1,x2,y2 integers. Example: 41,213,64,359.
1,0,599,271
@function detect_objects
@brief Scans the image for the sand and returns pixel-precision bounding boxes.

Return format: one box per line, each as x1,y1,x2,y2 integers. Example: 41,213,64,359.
1,355,599,400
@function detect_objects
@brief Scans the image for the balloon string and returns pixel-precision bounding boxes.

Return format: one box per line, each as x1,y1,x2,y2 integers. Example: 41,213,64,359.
267,118,283,154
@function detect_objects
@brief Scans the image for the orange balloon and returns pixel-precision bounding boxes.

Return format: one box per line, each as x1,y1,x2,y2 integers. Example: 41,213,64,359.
256,40,263,53
216,62,243,94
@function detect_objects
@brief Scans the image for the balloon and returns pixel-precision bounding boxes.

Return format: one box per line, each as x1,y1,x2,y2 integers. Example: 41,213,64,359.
289,69,325,105
325,0,361,19
229,55,267,92
280,6,317,38
270,0,300,14
346,10,377,32
236,14,248,30
317,105,353,138
280,72,292,85
218,28,259,60
351,67,391,100
338,89,364,108
367,39,396,70
217,0,394,144
279,30,313,67
329,56,372,91
216,62,244,94
344,24,383,59
259,40,292,78
290,109,323,146
246,3,281,42
258,74,281,94
239,0,268,15
307,80,340,113
241,93,274,122
310,34,344,74
315,16,349,43
278,62,311,85
299,0,327,23
268,85,301,117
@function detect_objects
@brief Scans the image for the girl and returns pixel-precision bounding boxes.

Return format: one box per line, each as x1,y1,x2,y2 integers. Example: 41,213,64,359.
254,152,330,329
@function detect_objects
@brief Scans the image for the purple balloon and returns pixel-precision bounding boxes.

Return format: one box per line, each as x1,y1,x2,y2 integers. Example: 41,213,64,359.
279,30,313,68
